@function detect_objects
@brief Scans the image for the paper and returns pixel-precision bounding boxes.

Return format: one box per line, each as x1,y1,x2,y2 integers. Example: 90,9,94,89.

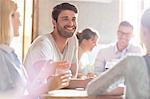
48,89,87,97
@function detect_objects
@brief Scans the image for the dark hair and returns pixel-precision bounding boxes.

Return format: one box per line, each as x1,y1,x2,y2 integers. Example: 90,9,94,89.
52,3,78,22
119,21,133,29
141,8,150,29
76,28,98,44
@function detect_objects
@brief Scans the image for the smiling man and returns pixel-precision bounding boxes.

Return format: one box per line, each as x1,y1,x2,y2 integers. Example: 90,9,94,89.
94,21,143,95
23,3,79,92
94,21,143,74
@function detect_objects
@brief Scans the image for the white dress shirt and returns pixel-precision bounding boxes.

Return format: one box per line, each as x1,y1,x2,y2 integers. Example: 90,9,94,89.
94,42,143,74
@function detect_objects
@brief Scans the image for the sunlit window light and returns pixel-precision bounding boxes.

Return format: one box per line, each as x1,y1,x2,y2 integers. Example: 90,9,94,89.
10,0,33,61
121,0,150,46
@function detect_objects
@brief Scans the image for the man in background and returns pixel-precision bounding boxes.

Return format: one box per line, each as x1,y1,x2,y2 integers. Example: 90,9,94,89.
94,21,143,74
94,21,143,95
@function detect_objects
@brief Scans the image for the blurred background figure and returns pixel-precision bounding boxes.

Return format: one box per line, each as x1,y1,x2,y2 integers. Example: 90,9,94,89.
76,28,99,79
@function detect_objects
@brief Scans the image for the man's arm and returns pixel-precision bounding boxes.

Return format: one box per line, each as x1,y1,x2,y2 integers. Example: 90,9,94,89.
70,63,78,78
70,37,79,78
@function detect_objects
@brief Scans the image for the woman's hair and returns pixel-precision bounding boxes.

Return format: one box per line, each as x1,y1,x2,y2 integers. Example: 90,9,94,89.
141,8,150,30
76,28,98,44
0,0,17,45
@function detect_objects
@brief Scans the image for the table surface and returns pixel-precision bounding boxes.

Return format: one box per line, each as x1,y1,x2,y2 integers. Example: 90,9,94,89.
40,89,123,99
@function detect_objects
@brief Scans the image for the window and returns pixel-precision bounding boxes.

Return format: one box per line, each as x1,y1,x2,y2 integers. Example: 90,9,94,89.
120,0,150,45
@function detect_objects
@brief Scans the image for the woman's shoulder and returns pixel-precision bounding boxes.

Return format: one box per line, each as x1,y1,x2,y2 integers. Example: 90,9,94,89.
126,54,144,60
0,45,13,60
0,49,12,67
124,55,146,70
0,44,14,54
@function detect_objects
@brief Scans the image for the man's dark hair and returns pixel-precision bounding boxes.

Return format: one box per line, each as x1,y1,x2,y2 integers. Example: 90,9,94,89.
52,3,78,22
119,21,133,29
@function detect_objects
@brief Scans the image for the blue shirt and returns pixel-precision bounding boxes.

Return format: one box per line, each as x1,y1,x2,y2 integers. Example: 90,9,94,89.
0,44,26,92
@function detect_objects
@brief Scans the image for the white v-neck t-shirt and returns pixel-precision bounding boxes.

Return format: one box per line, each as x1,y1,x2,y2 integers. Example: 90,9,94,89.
24,33,78,79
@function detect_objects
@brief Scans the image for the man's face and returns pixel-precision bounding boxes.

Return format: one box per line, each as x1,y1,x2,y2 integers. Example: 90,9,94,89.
117,25,133,49
55,10,77,38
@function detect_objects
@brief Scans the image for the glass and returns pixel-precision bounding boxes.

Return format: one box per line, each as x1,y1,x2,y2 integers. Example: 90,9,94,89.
55,61,71,76
118,30,132,38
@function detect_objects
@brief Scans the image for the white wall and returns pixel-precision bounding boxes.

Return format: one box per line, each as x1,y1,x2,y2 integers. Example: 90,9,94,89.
38,0,119,43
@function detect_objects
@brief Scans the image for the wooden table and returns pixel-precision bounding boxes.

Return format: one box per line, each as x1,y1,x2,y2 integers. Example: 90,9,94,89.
40,89,123,99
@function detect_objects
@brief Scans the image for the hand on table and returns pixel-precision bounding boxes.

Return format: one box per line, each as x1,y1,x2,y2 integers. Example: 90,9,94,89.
47,70,72,90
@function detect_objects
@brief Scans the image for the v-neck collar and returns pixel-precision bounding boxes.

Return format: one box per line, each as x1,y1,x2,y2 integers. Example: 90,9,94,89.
48,33,68,60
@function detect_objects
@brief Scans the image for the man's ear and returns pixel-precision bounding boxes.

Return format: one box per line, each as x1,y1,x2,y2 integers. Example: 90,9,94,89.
82,39,87,44
52,18,56,26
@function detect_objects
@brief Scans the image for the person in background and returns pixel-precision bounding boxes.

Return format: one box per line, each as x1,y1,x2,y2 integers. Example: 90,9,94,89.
23,2,78,93
0,0,26,97
93,21,143,95
76,28,98,79
86,7,150,99
94,21,143,74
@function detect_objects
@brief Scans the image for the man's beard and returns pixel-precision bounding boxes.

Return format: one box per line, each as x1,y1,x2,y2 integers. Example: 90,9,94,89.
57,25,76,39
